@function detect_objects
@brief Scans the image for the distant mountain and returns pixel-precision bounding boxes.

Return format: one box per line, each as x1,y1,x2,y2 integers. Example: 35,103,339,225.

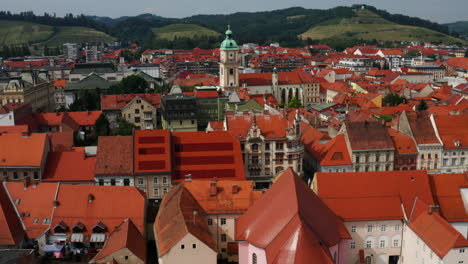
444,21,468,34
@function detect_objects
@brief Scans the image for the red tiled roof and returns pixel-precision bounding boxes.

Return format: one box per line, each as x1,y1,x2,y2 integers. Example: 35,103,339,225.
96,136,133,176
43,151,96,182
406,111,441,145
0,133,47,167
33,112,80,131
54,80,66,89
155,184,216,256
47,132,74,152
184,180,262,214
434,115,468,150
388,128,418,154
236,168,350,264
171,131,246,181
315,170,435,221
67,111,102,126
5,182,58,239
0,183,25,245
208,121,224,131
226,113,289,140
408,198,467,258
430,173,468,222
320,135,352,166
345,121,394,150
51,185,145,236
193,90,219,98
445,57,468,70
100,94,162,110
91,218,146,263
0,103,24,114
134,130,171,174
0,125,29,134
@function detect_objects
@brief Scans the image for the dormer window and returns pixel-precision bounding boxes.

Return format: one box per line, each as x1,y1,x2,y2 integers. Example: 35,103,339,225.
92,221,107,233
54,221,68,233
72,222,85,233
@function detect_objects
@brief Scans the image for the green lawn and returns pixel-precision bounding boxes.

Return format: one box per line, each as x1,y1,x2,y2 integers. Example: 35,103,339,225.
152,24,221,40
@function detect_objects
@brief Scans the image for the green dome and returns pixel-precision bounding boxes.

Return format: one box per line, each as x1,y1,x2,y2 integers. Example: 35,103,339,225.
225,29,233,35
220,38,238,50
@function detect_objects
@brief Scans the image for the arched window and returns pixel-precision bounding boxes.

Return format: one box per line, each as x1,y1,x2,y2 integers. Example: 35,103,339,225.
252,253,257,264
252,144,259,152
365,256,372,264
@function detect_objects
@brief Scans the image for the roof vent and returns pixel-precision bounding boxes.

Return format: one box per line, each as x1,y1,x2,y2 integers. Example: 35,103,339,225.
88,194,95,203
185,174,192,182
232,184,239,194
210,181,217,196
53,200,59,207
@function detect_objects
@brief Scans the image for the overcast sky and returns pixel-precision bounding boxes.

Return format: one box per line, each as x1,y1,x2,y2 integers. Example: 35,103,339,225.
2,0,467,23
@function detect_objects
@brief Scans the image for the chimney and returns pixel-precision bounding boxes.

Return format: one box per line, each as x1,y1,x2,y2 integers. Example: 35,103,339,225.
53,200,59,207
232,184,239,194
210,181,217,196
21,131,29,138
428,204,440,215
88,194,95,203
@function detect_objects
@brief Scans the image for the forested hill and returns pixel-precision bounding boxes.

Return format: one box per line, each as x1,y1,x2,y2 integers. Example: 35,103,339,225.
0,5,464,50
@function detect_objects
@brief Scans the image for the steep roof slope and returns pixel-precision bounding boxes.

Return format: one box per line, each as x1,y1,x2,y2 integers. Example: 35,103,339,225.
155,184,216,257
0,183,25,246
236,168,349,264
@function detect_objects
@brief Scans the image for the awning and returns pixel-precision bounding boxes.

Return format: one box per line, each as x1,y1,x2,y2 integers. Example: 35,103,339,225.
48,234,67,242
90,233,106,242
71,233,84,242
43,244,64,253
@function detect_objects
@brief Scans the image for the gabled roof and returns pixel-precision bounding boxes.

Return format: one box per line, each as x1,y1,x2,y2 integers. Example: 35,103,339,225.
51,185,145,236
408,198,468,258
100,93,162,110
388,128,418,154
430,173,468,223
33,112,80,130
406,111,441,145
0,183,25,245
446,57,468,70
345,121,394,150
95,136,133,176
0,133,47,167
155,184,216,257
47,132,74,152
0,125,29,134
320,135,353,166
434,114,468,150
43,151,96,182
236,169,350,264
66,111,102,126
91,218,146,263
184,180,262,214
315,170,435,221
226,112,289,139
4,182,58,239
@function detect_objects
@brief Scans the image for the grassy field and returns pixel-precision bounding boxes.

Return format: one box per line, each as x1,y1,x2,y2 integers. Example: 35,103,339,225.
0,20,115,48
0,20,54,46
37,26,115,46
300,9,466,44
152,24,221,40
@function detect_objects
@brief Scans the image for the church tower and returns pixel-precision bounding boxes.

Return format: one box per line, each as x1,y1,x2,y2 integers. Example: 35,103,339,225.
219,26,240,92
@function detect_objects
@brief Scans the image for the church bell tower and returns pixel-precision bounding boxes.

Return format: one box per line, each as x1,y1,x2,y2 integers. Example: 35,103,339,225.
219,26,240,92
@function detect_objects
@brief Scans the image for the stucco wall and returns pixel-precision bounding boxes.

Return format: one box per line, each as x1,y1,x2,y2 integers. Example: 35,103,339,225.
159,233,217,264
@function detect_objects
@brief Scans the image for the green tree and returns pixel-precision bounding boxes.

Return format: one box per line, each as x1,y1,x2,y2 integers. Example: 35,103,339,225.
407,50,420,57
288,97,303,108
108,75,148,94
113,119,135,136
383,93,406,106
465,50,468,58
416,100,428,111
94,114,110,137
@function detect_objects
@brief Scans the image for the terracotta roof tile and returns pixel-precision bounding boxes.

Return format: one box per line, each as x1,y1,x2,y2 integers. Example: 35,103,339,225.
43,151,96,182
236,169,350,264
0,183,25,245
4,182,58,239
430,173,468,222
96,136,133,176
101,94,162,110
0,133,47,167
134,130,171,174
155,184,216,256
47,132,74,152
315,170,435,221
388,128,418,154
434,115,468,150
0,125,29,134
184,180,262,214
345,121,394,150
91,218,146,263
